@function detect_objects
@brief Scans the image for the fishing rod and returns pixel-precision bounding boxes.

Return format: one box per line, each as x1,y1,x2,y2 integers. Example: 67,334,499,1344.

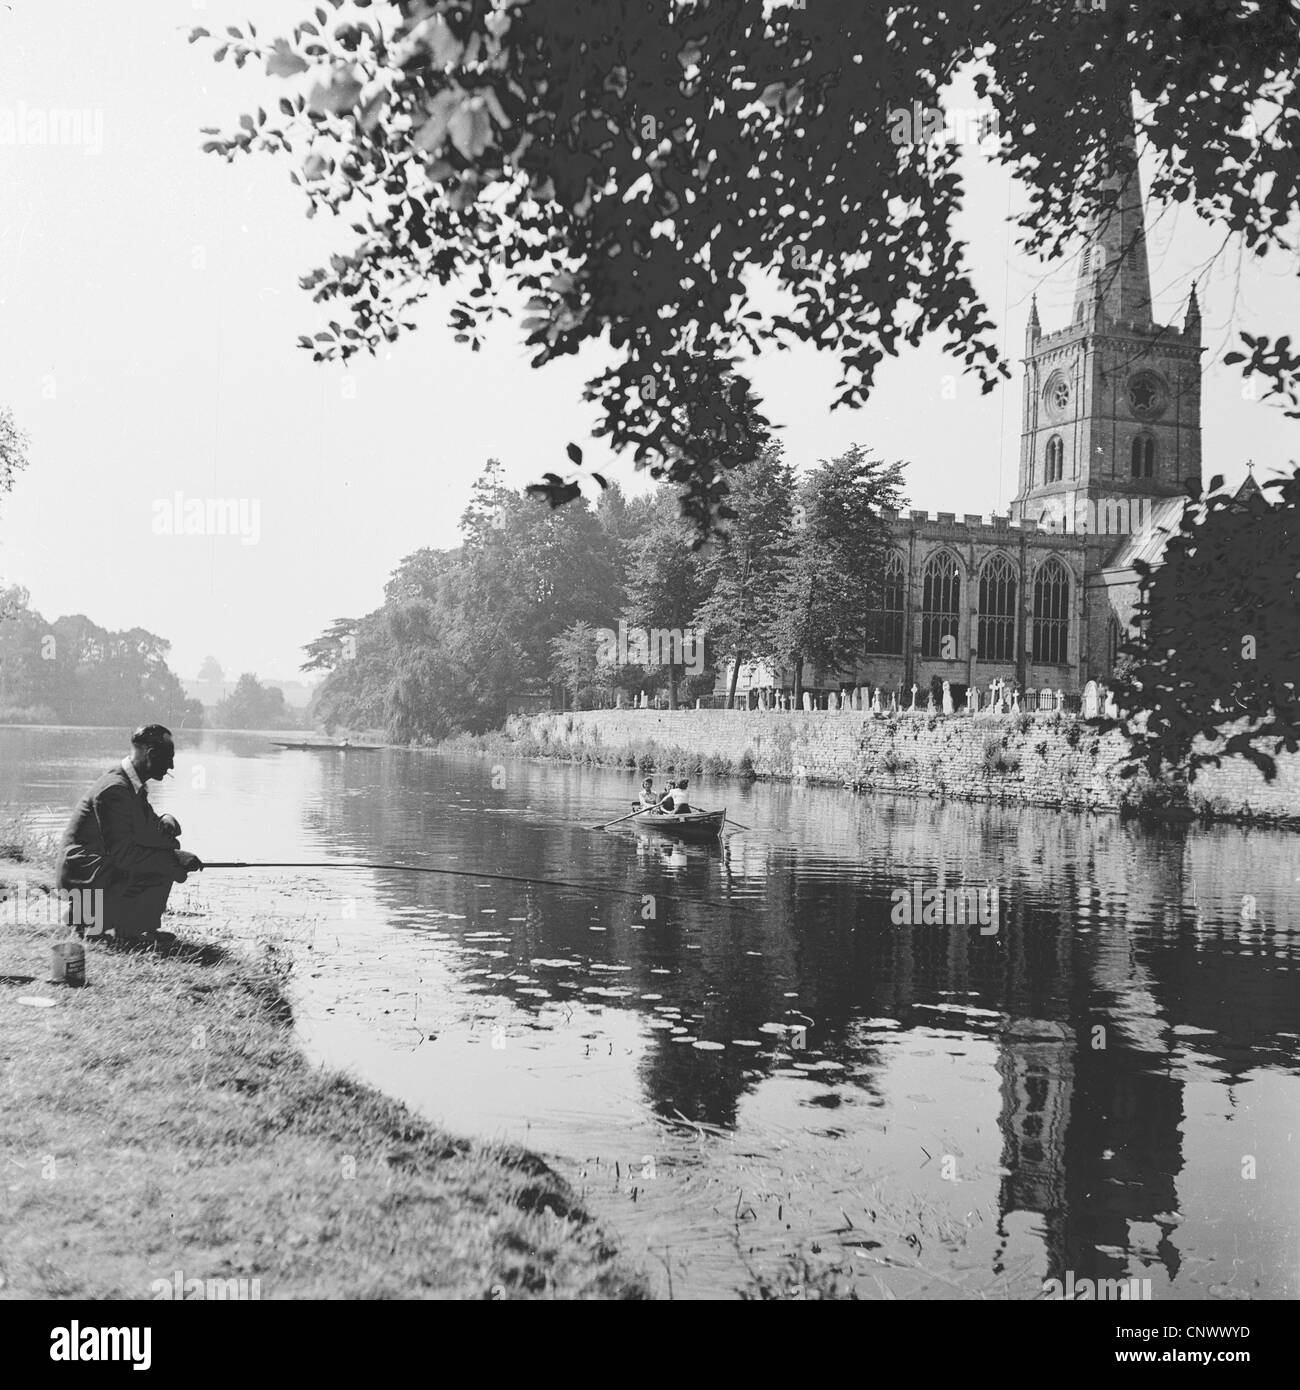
198,861,748,913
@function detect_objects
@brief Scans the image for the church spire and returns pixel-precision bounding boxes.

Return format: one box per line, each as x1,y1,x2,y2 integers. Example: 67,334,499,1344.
1184,281,1201,339
1071,95,1153,328
1026,293,1041,350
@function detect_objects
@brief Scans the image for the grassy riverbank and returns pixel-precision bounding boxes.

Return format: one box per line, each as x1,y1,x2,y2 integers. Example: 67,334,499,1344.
0,824,649,1300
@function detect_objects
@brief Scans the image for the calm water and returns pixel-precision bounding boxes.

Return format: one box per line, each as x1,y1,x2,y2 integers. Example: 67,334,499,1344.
4,726,1298,1300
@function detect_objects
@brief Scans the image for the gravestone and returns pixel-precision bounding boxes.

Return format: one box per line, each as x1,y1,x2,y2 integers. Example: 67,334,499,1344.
941,680,953,715
1011,688,1020,714
925,691,935,713
802,691,813,711
872,687,882,714
828,690,839,711
1103,687,1119,719
1082,679,1100,719
909,684,918,713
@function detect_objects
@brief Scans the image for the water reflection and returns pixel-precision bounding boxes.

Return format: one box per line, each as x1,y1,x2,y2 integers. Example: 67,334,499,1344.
3,726,1296,1299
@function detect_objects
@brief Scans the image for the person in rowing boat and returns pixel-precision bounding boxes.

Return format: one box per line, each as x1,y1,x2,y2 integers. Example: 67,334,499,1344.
634,776,660,812
661,778,692,815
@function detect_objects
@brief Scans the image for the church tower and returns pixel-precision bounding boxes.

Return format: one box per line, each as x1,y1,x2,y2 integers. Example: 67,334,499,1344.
1011,103,1203,534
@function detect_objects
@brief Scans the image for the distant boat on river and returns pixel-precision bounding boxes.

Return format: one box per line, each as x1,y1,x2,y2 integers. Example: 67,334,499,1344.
269,740,385,751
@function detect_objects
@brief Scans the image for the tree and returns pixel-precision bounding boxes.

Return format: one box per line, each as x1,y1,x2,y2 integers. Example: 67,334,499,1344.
197,655,224,683
769,446,906,703
1114,469,1300,782
194,3,1300,533
0,591,200,726
622,490,709,708
695,444,797,707
0,407,29,516
301,617,361,672
549,621,615,709
213,673,294,730
303,462,623,738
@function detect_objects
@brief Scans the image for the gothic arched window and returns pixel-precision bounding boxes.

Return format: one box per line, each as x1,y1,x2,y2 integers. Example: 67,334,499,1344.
977,554,1018,662
1046,435,1064,484
1130,434,1155,478
865,551,906,655
1108,616,1121,671
921,551,961,659
1032,558,1070,665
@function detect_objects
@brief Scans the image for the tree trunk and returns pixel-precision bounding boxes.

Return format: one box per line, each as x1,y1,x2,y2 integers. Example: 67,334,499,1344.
668,665,678,710
727,649,744,709
793,657,804,707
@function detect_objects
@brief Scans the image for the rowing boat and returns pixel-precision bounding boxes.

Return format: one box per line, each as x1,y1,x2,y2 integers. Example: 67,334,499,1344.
270,741,383,751
629,807,726,840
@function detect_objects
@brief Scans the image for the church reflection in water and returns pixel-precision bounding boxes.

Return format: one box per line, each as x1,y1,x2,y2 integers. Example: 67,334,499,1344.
625,792,1297,1290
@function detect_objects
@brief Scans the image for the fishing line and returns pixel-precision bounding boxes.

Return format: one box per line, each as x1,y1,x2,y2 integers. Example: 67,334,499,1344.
199,861,748,913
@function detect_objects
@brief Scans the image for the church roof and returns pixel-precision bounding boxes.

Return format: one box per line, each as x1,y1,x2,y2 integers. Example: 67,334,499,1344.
1231,472,1267,508
1103,495,1186,571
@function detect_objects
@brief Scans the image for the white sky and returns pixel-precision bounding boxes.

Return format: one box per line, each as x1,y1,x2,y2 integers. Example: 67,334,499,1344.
1,1,1296,680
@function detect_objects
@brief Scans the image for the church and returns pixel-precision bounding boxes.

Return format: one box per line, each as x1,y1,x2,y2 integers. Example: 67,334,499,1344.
731,119,1224,708
854,127,1205,705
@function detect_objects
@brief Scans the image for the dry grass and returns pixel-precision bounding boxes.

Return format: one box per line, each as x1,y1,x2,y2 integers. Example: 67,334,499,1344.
0,837,649,1301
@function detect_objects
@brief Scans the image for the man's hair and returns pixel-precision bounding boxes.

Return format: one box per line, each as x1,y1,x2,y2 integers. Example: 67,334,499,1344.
679,778,689,787
131,724,173,750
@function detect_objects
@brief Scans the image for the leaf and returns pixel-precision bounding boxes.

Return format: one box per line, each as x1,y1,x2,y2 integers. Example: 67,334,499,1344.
426,15,465,68
308,69,363,115
566,442,583,466
267,39,310,78
188,27,210,43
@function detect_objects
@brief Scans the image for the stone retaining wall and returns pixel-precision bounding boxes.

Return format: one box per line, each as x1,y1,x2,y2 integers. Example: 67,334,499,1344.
503,709,1300,825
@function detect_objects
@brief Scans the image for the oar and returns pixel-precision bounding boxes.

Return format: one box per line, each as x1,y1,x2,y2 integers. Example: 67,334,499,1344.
585,807,645,831
722,817,751,830
198,859,746,912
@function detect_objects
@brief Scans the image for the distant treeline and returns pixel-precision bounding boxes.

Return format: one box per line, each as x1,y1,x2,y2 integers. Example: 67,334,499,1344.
0,585,202,729
303,447,906,743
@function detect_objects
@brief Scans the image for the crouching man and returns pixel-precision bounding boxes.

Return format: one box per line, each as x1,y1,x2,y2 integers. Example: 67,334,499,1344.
56,724,203,944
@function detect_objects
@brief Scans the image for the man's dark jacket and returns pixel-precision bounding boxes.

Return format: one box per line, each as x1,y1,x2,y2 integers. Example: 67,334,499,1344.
57,764,180,891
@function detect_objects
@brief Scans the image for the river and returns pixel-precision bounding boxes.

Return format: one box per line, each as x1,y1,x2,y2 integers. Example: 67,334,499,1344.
3,725,1297,1300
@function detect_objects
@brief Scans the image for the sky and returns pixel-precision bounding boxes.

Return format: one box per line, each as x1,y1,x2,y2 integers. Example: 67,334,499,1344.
1,1,1297,681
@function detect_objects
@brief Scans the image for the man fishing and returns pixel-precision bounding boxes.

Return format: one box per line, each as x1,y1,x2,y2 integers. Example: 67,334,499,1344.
56,724,203,944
